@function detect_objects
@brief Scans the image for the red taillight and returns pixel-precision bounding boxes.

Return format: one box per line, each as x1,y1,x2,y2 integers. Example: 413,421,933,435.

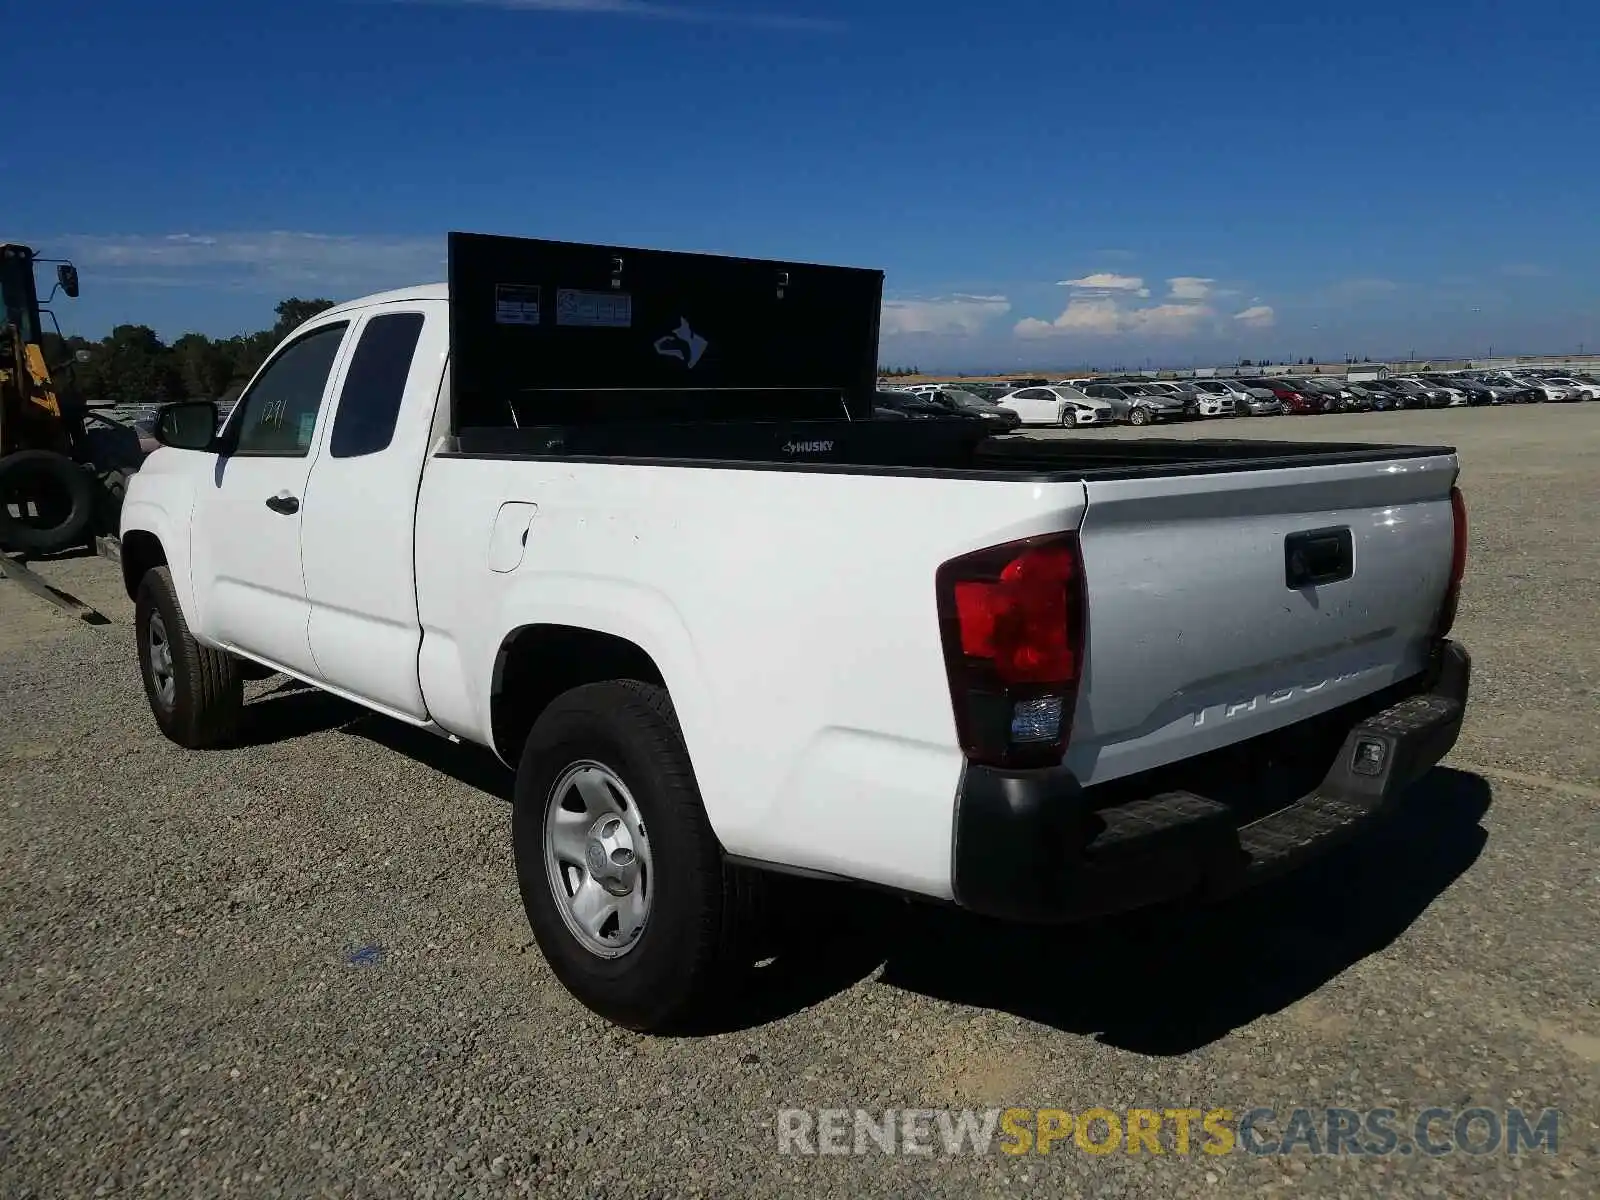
1436,486,1468,636
937,534,1085,768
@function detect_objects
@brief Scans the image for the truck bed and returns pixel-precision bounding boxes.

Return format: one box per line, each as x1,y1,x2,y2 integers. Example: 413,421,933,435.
448,417,1453,479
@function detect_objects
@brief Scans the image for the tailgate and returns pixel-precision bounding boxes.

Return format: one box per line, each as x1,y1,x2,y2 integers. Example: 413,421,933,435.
1068,454,1458,786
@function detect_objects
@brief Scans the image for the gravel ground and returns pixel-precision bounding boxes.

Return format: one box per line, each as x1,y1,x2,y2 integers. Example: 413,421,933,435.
2,405,1596,1198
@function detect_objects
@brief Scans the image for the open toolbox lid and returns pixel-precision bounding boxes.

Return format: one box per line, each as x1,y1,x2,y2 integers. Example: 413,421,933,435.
447,232,884,430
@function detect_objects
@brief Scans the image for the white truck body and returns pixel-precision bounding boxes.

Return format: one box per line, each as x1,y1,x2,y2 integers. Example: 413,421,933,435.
120,235,1471,1030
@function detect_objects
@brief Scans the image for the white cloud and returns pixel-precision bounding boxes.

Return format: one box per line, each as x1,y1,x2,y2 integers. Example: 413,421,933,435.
1012,317,1057,339
1057,272,1146,293
1015,297,1213,339
1021,266,1239,338
53,231,446,292
1166,276,1214,301
1131,303,1214,334
1233,305,1276,329
880,294,1011,337
382,0,843,31
1019,297,1124,337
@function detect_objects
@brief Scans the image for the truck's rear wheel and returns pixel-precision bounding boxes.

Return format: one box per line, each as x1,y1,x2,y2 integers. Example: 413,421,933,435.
512,680,748,1032
135,566,242,748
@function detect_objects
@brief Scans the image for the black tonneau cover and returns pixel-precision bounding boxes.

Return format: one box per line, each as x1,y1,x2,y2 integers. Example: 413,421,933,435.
447,232,884,431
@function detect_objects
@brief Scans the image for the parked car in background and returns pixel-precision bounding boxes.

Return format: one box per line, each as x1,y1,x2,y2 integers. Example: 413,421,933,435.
1146,380,1229,417
1543,376,1599,401
955,382,1019,403
920,388,1023,431
1193,378,1264,415
1423,375,1495,406
1211,379,1284,416
1285,377,1353,412
1517,375,1570,402
1081,381,1189,426
1330,381,1375,412
1383,378,1448,408
1345,382,1399,411
995,384,1111,427
1362,379,1425,409
874,390,951,419
1414,377,1470,407
1239,377,1321,414
1468,378,1523,404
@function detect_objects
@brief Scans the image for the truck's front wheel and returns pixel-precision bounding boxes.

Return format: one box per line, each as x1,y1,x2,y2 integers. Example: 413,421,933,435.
134,566,242,748
513,680,748,1032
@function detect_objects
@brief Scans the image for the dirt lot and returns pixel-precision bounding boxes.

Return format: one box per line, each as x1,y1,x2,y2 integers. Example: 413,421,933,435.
2,405,1596,1197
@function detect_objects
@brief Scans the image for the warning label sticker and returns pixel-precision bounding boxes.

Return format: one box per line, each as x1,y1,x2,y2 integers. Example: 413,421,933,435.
495,284,542,326
556,288,633,328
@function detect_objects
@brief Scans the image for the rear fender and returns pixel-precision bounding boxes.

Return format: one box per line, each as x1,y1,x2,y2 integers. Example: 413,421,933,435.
486,575,721,824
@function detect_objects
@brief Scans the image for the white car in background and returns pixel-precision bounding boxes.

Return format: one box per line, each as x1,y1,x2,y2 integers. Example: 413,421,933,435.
1543,376,1598,401
1422,379,1471,408
1196,378,1276,414
997,384,1113,427
1504,376,1570,402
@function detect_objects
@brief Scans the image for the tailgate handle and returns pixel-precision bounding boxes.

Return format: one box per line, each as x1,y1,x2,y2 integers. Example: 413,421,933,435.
1285,527,1352,588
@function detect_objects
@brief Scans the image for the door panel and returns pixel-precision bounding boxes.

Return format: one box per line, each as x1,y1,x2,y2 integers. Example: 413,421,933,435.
191,321,351,675
301,304,446,720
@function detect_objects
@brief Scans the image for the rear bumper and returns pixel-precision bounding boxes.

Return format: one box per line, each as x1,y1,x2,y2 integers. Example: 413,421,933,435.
951,640,1471,923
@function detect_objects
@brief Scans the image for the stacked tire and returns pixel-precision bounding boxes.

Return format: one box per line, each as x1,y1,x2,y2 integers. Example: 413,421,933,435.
0,450,94,555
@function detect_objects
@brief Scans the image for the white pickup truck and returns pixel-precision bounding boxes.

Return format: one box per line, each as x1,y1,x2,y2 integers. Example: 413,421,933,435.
121,233,1471,1032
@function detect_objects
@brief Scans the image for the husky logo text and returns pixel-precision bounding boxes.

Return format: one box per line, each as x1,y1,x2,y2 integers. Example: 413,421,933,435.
653,318,709,369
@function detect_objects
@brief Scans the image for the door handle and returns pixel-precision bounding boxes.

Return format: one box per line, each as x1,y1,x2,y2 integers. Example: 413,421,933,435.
265,494,300,515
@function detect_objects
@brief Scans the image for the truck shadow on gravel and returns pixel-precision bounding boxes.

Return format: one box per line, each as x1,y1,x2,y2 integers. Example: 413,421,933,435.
236,682,516,799
230,686,1490,1054
709,767,1492,1050
863,767,1492,1055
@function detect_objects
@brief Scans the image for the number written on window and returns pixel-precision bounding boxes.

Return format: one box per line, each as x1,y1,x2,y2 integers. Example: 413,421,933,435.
232,324,349,457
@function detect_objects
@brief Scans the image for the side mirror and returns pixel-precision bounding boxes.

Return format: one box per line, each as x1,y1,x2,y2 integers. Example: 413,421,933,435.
154,400,219,451
56,264,80,299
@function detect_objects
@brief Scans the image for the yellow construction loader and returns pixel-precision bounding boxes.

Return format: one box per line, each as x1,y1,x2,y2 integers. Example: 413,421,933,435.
0,242,143,556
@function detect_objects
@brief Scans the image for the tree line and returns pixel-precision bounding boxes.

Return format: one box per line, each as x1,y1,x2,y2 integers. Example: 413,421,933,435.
45,298,337,410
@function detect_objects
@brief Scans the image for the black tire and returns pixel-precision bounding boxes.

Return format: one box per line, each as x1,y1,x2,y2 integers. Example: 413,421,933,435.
135,565,242,748
92,466,138,536
1128,406,1151,427
513,680,753,1032
0,450,94,554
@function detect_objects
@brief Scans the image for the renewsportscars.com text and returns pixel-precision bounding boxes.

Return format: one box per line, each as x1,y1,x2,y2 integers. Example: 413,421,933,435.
776,1106,1562,1158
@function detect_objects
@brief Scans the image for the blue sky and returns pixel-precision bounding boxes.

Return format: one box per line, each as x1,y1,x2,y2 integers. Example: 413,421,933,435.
18,0,1600,369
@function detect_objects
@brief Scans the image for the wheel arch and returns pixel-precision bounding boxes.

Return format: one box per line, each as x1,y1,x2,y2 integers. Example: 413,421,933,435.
119,528,168,599
489,624,669,768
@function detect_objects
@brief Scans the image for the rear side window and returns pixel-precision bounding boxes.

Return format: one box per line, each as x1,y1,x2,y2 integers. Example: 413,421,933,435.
329,313,426,459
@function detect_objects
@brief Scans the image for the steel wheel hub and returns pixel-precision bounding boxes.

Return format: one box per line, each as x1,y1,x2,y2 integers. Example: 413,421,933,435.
544,761,652,959
147,611,176,710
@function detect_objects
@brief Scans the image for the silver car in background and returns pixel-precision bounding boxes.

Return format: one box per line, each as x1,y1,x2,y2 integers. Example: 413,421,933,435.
1081,381,1190,426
